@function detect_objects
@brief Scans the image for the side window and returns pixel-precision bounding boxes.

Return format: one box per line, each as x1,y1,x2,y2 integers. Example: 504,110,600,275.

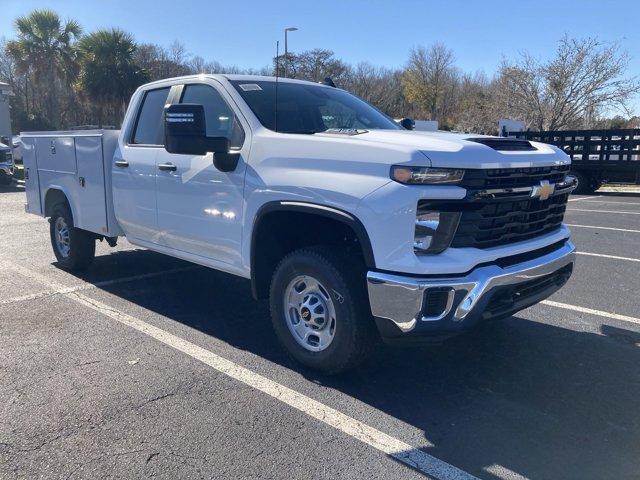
132,87,170,145
180,84,245,149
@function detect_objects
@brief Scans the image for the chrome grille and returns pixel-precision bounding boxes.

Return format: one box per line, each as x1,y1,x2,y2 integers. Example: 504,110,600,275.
418,166,572,250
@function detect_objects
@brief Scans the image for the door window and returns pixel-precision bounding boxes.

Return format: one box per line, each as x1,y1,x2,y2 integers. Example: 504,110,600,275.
131,87,171,146
180,84,245,149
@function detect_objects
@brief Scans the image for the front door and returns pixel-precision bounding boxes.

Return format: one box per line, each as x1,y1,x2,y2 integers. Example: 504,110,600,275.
155,81,249,268
112,86,171,243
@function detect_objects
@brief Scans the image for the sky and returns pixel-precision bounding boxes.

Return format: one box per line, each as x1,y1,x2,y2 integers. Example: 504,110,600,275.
2,0,640,112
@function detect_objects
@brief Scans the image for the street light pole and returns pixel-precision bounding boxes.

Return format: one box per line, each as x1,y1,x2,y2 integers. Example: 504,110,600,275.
284,27,298,78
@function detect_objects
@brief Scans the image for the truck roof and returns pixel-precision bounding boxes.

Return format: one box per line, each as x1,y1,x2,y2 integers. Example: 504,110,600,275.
138,74,332,90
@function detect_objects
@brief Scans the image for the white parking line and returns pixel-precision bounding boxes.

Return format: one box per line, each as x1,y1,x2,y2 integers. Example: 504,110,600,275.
0,265,200,305
568,208,640,216
483,464,529,480
565,224,640,234
568,195,602,202
577,199,640,206
542,300,640,327
576,251,640,263
1,259,477,480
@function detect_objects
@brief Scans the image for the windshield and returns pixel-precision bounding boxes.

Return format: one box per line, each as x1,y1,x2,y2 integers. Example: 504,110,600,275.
229,80,400,134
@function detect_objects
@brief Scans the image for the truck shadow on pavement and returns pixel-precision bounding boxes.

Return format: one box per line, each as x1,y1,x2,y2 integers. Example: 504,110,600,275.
0,182,25,194
68,250,640,480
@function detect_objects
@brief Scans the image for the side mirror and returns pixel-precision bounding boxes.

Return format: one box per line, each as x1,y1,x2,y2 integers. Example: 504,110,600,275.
399,118,415,130
164,104,239,172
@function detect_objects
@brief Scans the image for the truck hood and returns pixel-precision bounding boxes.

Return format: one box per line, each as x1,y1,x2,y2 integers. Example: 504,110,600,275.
315,129,570,169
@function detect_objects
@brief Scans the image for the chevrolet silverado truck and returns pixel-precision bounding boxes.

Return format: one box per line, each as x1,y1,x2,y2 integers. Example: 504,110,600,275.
22,75,577,373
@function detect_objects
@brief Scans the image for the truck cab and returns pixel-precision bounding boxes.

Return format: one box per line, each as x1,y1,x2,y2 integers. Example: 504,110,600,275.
22,74,577,373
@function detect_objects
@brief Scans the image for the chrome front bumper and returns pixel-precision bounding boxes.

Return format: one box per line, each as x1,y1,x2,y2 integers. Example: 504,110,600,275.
367,240,575,336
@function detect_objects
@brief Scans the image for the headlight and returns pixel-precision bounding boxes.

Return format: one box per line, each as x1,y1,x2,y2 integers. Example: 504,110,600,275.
391,166,464,185
414,208,461,254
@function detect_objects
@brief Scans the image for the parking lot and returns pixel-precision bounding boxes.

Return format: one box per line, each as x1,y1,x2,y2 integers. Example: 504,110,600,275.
1,183,639,480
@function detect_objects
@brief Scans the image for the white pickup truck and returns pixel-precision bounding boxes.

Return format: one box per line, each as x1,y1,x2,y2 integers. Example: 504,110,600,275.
22,74,577,373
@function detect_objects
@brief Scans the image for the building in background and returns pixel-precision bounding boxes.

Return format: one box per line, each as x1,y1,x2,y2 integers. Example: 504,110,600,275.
499,119,525,137
413,120,439,132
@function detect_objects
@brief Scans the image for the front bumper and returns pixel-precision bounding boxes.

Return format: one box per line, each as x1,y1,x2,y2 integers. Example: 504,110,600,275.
367,239,575,338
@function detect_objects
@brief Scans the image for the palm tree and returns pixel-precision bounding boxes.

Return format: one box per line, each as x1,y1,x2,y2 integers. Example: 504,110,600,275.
6,9,81,125
77,29,148,127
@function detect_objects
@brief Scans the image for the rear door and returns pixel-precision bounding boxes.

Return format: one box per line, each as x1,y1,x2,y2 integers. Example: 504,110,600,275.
112,87,171,243
155,81,249,268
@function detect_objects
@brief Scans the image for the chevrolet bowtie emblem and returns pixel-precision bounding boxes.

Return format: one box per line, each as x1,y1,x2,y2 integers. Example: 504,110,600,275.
531,180,555,201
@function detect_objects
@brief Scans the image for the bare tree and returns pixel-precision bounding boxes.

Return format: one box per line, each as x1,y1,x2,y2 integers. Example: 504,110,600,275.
276,49,349,84
454,72,497,134
343,63,413,118
401,43,458,123
134,41,191,80
496,36,640,130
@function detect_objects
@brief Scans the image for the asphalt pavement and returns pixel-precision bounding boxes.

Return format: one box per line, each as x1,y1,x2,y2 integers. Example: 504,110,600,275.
1,183,639,480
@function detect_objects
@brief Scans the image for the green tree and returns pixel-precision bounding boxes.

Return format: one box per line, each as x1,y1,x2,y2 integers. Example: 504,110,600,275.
6,9,81,126
77,28,148,126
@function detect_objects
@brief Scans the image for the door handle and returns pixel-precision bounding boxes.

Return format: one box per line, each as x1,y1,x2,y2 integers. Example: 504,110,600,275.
114,160,129,168
158,163,177,172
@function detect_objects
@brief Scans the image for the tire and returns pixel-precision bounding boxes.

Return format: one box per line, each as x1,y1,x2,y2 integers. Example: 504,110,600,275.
0,172,12,185
49,203,95,271
571,171,596,195
269,247,377,374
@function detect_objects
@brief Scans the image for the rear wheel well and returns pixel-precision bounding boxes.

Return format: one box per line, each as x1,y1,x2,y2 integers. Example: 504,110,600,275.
251,207,373,300
44,189,70,217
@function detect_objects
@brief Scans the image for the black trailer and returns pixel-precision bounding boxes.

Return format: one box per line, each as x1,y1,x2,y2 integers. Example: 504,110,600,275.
509,129,640,194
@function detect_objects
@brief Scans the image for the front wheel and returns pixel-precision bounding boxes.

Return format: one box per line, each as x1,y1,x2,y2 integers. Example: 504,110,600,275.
269,247,376,374
49,204,96,271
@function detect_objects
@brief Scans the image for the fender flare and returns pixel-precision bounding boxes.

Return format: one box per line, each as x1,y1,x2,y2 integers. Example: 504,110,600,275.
250,201,376,297
43,186,78,223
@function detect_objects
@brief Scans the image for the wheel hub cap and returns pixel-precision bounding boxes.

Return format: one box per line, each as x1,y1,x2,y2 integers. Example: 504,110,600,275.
54,217,71,258
284,275,337,352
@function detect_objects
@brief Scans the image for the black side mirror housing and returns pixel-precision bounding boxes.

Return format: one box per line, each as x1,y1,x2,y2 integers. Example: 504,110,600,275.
399,118,415,130
164,104,239,172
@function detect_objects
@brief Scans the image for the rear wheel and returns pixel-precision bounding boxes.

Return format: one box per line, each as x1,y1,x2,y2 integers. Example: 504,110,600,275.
269,247,376,374
572,171,597,194
49,204,95,271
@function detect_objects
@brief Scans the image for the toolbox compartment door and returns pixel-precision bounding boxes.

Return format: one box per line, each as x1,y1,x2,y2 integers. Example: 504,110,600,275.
21,137,43,215
35,136,76,172
74,135,109,235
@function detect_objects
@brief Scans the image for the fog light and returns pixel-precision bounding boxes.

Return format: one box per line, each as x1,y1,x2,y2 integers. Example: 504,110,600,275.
413,207,461,255
414,211,440,252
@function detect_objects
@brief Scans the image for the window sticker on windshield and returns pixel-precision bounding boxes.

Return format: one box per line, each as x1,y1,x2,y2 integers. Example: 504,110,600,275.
239,84,262,91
